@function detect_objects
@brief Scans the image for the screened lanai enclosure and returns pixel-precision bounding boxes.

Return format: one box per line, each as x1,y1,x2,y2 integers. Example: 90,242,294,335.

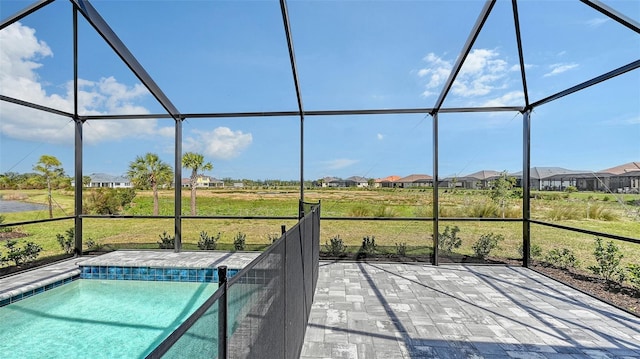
0,0,639,266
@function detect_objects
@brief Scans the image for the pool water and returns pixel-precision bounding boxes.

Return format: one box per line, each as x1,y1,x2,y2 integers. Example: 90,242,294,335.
0,280,218,358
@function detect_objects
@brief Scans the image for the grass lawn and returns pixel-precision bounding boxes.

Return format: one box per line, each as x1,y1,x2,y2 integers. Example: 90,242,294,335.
1,188,638,274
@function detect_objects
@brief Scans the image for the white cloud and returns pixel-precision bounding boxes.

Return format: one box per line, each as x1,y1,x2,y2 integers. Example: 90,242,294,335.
322,158,358,171
482,91,524,107
544,63,579,77
184,127,252,160
418,49,512,98
586,18,609,28
377,133,384,140
0,22,163,145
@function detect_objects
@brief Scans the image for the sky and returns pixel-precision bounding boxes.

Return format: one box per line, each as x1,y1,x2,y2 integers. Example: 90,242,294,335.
0,0,638,181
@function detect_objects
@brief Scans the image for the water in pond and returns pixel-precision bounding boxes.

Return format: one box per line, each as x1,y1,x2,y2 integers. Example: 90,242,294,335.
0,199,48,213
0,280,218,358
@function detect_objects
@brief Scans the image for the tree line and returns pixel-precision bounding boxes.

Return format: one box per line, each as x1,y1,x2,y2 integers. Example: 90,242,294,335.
0,152,217,218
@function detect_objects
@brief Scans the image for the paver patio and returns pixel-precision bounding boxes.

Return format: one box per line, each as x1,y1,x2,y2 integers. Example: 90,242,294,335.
301,262,640,359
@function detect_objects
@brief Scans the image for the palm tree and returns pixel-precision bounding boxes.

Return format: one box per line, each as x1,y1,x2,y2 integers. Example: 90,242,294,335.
33,155,64,218
127,153,173,216
182,152,213,215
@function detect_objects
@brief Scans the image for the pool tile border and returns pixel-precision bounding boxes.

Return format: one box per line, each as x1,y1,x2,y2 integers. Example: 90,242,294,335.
79,265,240,282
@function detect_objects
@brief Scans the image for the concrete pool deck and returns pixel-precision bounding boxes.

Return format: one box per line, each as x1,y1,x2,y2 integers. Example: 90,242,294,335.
0,250,260,304
301,262,640,359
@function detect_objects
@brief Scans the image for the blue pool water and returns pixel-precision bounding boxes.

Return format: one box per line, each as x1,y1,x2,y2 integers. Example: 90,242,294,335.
0,280,218,358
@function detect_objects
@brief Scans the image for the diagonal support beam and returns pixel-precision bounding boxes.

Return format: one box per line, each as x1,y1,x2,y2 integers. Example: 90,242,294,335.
71,0,180,118
431,0,496,114
280,0,306,209
511,0,530,109
0,95,74,118
0,0,55,30
580,0,640,34
530,59,640,109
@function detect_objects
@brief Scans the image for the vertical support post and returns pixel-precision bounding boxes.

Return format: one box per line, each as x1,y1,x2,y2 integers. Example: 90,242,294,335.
299,113,304,219
218,266,228,359
281,224,286,235
432,113,439,266
174,117,182,252
522,110,531,267
73,7,83,256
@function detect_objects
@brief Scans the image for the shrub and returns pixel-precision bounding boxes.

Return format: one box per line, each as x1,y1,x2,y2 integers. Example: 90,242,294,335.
438,225,462,253
2,240,42,266
472,233,504,259
85,239,104,251
267,233,281,244
565,186,577,193
395,242,407,257
56,228,75,254
324,235,347,257
198,231,220,250
84,188,136,215
518,243,542,259
627,264,640,291
374,206,398,218
547,206,582,220
157,231,175,249
466,202,499,218
349,205,371,217
588,237,625,284
544,248,579,270
233,232,246,251
358,236,377,257
586,204,618,221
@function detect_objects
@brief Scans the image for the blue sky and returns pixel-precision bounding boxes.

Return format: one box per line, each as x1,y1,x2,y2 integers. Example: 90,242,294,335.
0,0,638,181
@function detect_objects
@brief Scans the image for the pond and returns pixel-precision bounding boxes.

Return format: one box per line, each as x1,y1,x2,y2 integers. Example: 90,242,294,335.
0,200,48,213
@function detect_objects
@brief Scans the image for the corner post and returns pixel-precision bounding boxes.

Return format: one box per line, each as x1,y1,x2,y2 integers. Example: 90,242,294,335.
522,110,531,267
432,113,439,266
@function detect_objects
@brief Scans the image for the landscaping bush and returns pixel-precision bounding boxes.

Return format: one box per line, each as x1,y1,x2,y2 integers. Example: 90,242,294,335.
358,236,377,257
466,202,499,218
395,242,407,257
157,231,175,249
565,186,578,193
586,204,619,221
627,264,640,292
85,239,104,252
472,233,503,259
544,248,579,270
1,240,42,266
324,235,347,257
56,227,75,254
518,243,542,259
233,232,246,251
374,206,398,218
438,225,462,253
197,231,220,250
588,237,625,284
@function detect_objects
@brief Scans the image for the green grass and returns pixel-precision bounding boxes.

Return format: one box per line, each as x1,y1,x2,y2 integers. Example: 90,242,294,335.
1,188,638,274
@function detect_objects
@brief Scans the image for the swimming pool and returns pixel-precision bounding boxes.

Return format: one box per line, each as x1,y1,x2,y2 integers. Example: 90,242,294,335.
0,279,218,358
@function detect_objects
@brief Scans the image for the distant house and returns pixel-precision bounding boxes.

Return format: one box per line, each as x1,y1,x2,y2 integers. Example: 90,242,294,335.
374,175,400,188
181,175,224,188
456,170,502,189
601,162,640,193
510,167,591,191
81,173,132,188
395,174,433,188
345,176,369,188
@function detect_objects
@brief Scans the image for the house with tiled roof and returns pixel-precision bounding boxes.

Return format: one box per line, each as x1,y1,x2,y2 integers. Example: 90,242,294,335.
457,170,503,189
374,175,400,188
395,174,433,188
601,162,640,193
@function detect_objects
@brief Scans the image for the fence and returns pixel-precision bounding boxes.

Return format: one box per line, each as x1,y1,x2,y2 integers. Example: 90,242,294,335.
146,201,320,359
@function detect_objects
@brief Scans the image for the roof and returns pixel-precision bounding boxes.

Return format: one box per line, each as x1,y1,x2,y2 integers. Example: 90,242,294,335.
599,162,640,175
375,175,401,183
459,170,502,181
346,176,368,183
510,167,589,180
396,174,433,183
88,173,129,183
